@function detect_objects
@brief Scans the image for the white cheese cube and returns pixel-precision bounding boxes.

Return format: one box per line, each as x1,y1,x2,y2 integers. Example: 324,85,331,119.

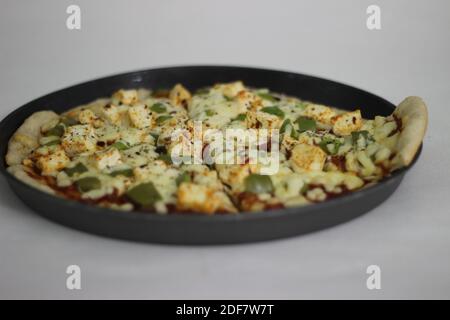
214,81,245,98
290,143,327,172
78,109,98,125
92,148,122,170
61,124,97,156
101,104,121,125
176,182,236,214
113,89,138,105
169,84,191,107
35,146,70,175
128,103,153,128
304,104,336,124
332,110,363,136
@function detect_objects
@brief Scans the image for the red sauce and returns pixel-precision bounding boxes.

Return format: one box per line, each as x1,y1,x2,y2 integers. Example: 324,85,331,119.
388,115,402,137
330,155,346,171
237,192,285,212
306,183,352,203
26,167,127,206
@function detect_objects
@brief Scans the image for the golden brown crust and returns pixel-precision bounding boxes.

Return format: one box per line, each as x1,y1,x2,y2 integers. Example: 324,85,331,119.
391,96,428,169
6,111,59,166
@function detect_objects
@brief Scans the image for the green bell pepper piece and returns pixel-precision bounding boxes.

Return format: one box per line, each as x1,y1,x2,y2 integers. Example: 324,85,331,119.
64,163,88,177
295,116,316,132
75,177,101,193
260,106,285,119
150,103,167,113
244,174,274,194
126,182,162,206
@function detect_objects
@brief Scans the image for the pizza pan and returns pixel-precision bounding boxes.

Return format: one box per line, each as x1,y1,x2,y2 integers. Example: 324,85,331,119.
0,66,422,244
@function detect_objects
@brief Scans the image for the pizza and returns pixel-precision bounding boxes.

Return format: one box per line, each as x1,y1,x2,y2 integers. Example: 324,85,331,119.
5,82,427,214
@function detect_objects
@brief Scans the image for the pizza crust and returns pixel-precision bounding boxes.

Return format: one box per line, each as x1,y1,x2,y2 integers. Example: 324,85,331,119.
390,96,428,169
7,164,56,195
61,98,110,118
6,111,59,166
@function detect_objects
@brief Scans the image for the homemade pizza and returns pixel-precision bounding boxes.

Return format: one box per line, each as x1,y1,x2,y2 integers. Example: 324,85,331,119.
5,82,427,214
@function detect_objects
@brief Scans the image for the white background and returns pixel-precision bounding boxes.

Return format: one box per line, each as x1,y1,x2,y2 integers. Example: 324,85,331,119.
0,0,449,299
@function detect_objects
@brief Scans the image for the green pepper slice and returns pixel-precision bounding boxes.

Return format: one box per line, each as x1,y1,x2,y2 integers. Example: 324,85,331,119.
280,119,292,134
60,117,78,126
300,184,308,194
295,102,307,110
257,92,277,102
156,115,173,124
233,114,247,121
75,177,101,193
290,128,300,139
43,139,61,146
150,133,160,141
109,168,134,177
126,182,162,207
64,163,88,177
156,154,173,164
44,124,65,137
319,137,342,155
205,109,216,116
150,103,167,113
260,106,285,119
351,130,370,145
295,116,316,132
176,172,191,186
244,174,274,194
112,141,130,150
280,119,301,138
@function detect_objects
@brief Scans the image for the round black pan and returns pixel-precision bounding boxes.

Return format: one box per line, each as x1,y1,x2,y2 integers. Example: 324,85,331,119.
0,66,422,245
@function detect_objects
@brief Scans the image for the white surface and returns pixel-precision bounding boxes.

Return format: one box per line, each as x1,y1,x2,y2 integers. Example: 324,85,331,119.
0,0,449,299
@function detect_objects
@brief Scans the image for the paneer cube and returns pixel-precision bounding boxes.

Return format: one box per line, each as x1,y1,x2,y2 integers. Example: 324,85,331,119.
133,161,170,182
303,104,336,124
61,125,97,156
113,89,138,105
290,143,327,172
281,134,300,152
92,148,122,170
332,110,363,136
215,164,258,192
255,110,282,129
101,104,121,125
35,146,70,175
169,84,191,107
128,103,153,129
120,127,151,146
235,90,261,111
176,182,236,214
214,81,245,98
78,109,99,126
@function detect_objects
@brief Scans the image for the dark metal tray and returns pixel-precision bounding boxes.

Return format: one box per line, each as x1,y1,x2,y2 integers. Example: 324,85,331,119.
0,66,421,244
